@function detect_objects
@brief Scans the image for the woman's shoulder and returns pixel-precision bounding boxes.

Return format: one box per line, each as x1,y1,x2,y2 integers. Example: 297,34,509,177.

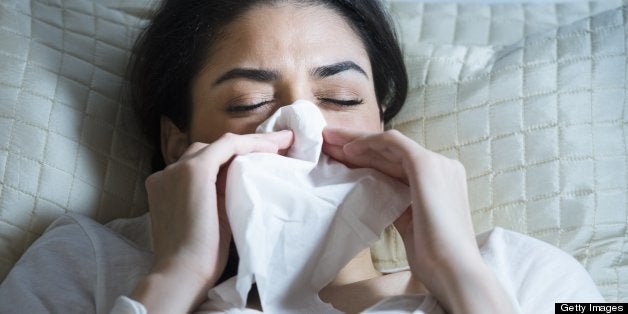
477,227,585,267
22,212,153,279
41,212,152,252
30,213,110,253
105,213,152,251
0,213,153,313
476,227,598,283
44,212,101,231
477,227,604,310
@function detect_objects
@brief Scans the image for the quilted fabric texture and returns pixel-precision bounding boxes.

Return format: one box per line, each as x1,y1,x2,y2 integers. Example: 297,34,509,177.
388,5,628,301
386,0,628,47
0,0,154,280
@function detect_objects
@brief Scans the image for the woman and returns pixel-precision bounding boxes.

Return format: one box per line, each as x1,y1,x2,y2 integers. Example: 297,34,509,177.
0,0,602,313
128,0,515,312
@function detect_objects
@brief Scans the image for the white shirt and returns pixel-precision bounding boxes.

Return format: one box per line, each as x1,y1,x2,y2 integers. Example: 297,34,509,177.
0,213,603,313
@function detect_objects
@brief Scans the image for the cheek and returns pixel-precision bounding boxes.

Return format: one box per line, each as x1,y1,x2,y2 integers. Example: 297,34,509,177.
189,116,261,143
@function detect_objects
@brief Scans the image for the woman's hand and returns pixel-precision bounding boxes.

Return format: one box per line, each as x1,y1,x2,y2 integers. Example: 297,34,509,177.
322,127,514,314
130,130,293,314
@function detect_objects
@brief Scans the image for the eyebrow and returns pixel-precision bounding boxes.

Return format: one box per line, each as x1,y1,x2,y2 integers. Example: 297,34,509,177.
311,61,368,79
214,68,280,86
213,61,368,86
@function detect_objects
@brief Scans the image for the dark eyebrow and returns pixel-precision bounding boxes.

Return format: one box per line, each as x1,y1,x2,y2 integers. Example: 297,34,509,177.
213,68,280,86
311,61,368,79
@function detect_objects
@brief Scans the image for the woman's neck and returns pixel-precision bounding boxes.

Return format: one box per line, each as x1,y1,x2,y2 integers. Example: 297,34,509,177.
326,248,381,287
319,249,428,313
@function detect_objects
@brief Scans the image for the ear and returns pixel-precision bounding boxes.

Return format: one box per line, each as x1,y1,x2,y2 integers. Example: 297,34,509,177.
160,116,189,165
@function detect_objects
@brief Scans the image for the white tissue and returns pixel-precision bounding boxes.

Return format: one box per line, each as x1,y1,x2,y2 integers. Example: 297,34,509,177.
205,100,410,313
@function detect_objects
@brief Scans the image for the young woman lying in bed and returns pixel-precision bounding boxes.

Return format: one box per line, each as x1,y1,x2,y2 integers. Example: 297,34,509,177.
0,0,603,313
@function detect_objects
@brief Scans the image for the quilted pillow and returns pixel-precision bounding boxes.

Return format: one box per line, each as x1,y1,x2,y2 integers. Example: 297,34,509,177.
0,0,154,280
387,6,627,301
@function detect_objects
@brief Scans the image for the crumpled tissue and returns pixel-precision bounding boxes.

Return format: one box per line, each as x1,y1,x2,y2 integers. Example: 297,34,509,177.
205,100,410,313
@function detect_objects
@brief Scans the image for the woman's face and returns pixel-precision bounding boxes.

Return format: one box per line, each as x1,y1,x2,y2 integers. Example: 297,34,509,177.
187,3,382,143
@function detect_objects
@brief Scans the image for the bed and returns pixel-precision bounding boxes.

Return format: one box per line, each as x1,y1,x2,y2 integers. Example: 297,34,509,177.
0,0,626,302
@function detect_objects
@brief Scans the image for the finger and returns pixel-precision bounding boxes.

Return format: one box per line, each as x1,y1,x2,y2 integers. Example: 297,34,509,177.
322,141,362,168
250,129,294,156
257,129,294,151
326,140,408,180
323,128,392,159
213,135,277,159
342,131,391,156
181,130,292,162
203,131,293,168
322,127,371,146
333,132,411,182
344,130,423,163
230,130,295,152
322,140,346,160
345,153,407,181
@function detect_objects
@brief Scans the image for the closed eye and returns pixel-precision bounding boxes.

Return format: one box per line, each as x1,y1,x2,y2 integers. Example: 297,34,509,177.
226,100,273,113
225,98,363,113
318,97,364,107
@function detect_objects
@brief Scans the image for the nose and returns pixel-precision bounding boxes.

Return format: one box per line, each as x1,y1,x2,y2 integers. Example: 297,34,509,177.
275,79,315,107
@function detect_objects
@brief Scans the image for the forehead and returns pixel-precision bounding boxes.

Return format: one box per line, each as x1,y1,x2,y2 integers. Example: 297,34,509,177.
201,3,372,75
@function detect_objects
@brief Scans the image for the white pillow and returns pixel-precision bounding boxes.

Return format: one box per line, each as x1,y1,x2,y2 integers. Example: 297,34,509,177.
387,5,627,301
0,0,154,279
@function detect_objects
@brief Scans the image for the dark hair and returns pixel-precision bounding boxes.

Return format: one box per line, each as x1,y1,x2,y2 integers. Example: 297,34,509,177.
129,0,408,171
